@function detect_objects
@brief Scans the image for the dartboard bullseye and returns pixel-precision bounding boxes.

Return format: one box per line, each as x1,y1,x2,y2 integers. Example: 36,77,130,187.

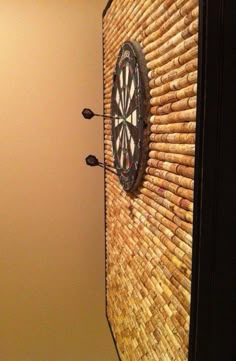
111,41,150,192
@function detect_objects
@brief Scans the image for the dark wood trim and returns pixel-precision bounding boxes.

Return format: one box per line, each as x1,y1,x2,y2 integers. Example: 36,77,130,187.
105,315,122,361
189,0,236,360
103,0,114,18
102,7,121,361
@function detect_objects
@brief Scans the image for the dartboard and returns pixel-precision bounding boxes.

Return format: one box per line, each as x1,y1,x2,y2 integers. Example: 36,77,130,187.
111,41,150,192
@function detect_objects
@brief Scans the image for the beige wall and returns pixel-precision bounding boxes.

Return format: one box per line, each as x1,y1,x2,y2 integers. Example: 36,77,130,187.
0,1,118,360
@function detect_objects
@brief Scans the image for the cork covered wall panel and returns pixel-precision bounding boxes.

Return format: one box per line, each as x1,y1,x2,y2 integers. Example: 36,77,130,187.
103,1,199,360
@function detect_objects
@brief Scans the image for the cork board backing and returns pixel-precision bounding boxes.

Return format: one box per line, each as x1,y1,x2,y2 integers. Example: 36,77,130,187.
103,1,199,359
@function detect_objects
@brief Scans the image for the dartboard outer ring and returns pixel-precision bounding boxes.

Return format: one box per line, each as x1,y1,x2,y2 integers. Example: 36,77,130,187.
111,40,150,193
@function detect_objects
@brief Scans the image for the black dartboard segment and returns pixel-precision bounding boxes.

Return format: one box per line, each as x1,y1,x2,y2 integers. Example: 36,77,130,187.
111,41,150,192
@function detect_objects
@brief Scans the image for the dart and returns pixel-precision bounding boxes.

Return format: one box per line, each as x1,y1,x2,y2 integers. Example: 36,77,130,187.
85,155,117,175
82,108,121,120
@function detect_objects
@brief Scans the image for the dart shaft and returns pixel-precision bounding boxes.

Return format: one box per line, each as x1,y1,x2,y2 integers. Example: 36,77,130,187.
94,113,120,120
98,162,117,175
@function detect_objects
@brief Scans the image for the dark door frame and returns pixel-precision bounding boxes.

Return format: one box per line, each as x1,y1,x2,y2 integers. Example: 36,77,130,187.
189,1,235,360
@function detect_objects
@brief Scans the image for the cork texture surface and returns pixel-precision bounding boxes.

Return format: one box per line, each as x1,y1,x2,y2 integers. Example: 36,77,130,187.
103,1,198,359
